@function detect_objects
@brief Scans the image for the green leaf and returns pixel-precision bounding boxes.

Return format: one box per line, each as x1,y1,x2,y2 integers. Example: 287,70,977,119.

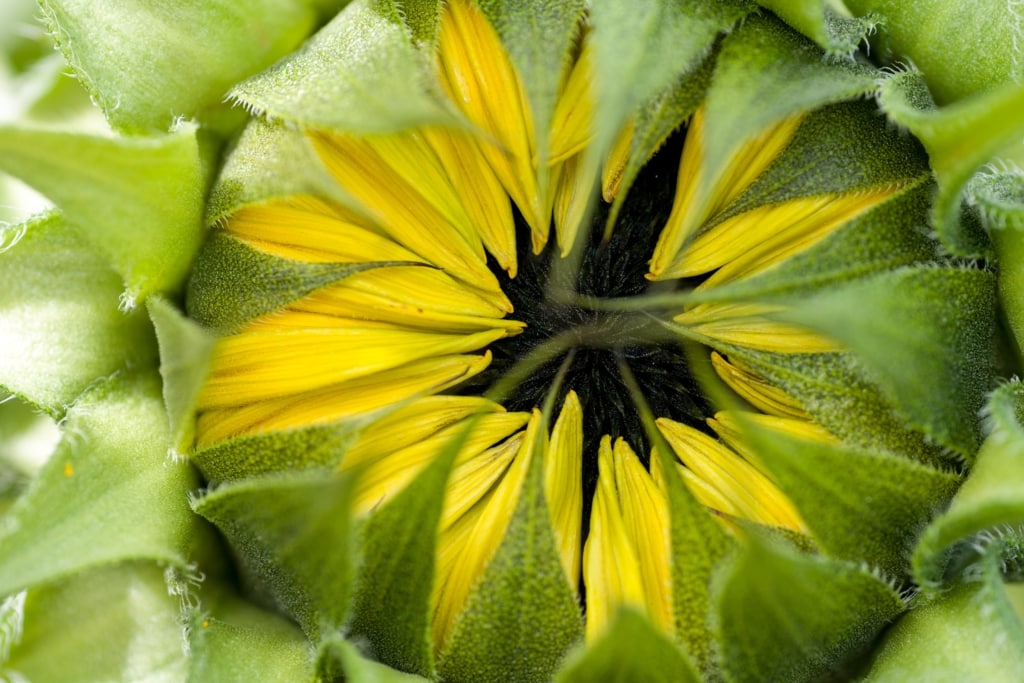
149,297,217,456
878,69,1024,257
700,14,876,210
0,212,155,415
754,0,880,57
186,229,417,334
589,0,749,152
864,547,1024,682
845,0,1023,104
553,608,701,683
318,635,432,683
1,563,188,682
742,419,961,576
437,434,584,683
38,0,318,132
0,371,198,596
0,124,208,299
475,0,586,164
231,0,453,134
912,381,1024,588
347,428,462,678
189,583,316,683
192,470,358,640
714,536,906,683
778,266,997,457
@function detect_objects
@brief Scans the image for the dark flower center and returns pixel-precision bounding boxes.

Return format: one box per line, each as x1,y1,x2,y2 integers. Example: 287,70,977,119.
463,132,712,498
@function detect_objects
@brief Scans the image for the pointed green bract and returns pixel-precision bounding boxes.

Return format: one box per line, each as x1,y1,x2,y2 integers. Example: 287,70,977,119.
206,119,348,225
186,229,417,334
0,372,198,596
754,0,879,57
845,0,1023,104
0,124,207,300
38,0,318,132
149,297,218,456
778,266,996,457
553,608,701,683
231,0,453,134
913,381,1024,588
1,563,188,682
438,433,583,683
347,429,465,678
864,548,1024,682
743,419,961,576
192,470,359,640
878,69,1024,258
714,536,906,683
700,14,876,211
189,585,316,683
0,212,155,415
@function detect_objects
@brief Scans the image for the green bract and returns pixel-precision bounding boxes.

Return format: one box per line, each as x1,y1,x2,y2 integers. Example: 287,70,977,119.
0,1,1022,681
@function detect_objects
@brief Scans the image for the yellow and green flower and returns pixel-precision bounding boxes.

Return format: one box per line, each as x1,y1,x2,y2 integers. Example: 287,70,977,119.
1,1,1024,681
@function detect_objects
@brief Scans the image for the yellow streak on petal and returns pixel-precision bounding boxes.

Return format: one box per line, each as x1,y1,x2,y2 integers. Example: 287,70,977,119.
423,127,519,276
552,153,598,256
649,110,803,280
309,131,508,309
195,352,491,446
675,302,840,354
710,352,810,419
281,267,524,335
549,42,594,166
612,439,673,635
601,119,634,202
200,326,508,409
545,391,583,591
438,0,547,248
432,410,542,648
350,412,529,517
656,417,805,532
583,435,647,641
676,186,895,282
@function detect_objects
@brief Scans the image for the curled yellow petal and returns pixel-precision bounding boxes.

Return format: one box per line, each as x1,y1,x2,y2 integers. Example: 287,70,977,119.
710,351,810,419
675,302,840,354
545,391,583,591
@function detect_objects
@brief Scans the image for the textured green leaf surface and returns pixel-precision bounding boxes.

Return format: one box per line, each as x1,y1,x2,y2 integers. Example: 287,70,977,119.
779,266,996,457
189,584,316,683
193,470,358,640
878,69,1024,258
913,381,1024,588
0,124,207,299
438,437,583,683
348,430,462,678
715,537,905,683
231,0,452,133
554,608,700,683
38,0,317,132
845,0,1022,104
0,212,155,415
186,229,413,333
319,635,432,683
149,297,217,455
755,0,879,56
865,548,1024,682
700,15,876,210
1,563,187,683
744,420,960,576
0,372,198,596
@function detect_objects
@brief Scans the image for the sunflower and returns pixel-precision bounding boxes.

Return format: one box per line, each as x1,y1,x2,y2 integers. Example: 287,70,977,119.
0,0,1021,681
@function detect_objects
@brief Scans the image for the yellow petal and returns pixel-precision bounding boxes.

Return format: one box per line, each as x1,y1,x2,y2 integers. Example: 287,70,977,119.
710,351,810,419
195,352,492,445
675,302,840,353
549,42,594,166
432,409,542,648
708,409,836,472
545,391,583,591
551,152,599,256
583,435,646,641
601,119,634,202
656,417,805,532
